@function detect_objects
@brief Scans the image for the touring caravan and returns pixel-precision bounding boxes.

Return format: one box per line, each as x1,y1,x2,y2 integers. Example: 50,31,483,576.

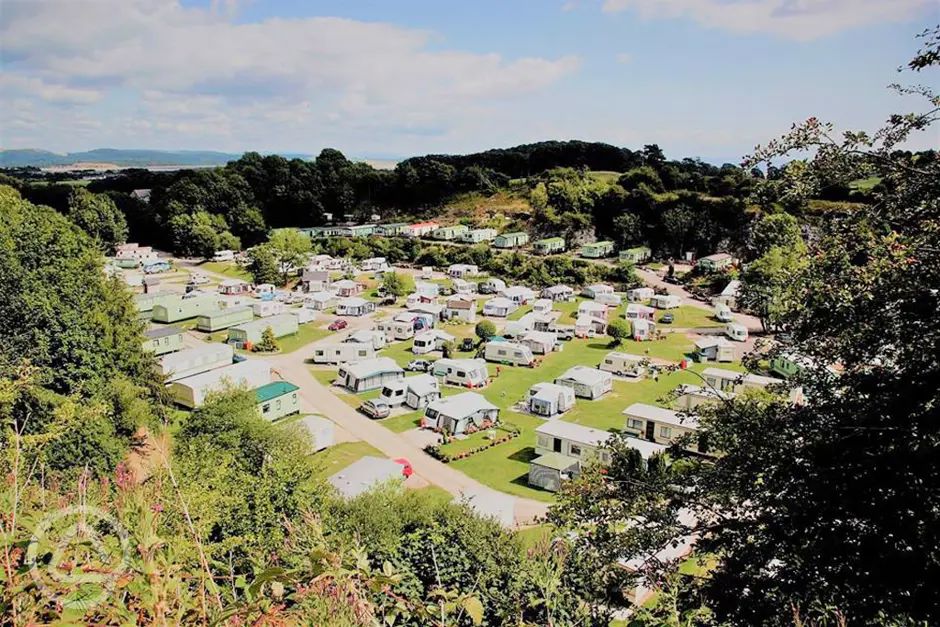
483,341,535,367
725,322,748,342
311,343,377,365
431,358,489,388
599,352,646,378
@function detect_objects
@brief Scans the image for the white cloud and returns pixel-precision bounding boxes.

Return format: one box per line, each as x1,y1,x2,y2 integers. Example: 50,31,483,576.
600,0,933,40
0,0,579,151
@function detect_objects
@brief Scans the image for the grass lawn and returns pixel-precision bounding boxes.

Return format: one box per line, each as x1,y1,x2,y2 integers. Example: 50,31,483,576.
507,304,534,320
310,441,383,480
277,323,333,354
514,524,553,550
438,424,518,457
200,261,251,281
311,368,338,387
380,338,429,368
658,305,723,329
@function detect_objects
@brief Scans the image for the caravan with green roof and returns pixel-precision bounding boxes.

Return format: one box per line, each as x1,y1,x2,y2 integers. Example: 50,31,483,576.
255,381,301,421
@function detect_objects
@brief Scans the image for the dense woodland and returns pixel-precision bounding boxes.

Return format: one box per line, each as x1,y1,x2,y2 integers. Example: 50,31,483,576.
0,27,938,627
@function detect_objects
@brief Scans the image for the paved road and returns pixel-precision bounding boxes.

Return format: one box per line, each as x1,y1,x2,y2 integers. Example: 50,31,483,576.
267,339,550,526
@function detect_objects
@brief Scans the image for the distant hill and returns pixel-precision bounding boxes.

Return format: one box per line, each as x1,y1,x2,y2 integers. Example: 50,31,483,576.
0,148,313,168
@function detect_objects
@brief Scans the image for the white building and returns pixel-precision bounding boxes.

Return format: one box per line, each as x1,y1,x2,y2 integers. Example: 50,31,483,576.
554,366,613,399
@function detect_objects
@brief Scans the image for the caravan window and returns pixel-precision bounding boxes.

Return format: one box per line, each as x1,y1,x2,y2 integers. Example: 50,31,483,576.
569,444,582,457
456,370,466,378
628,418,643,430
659,426,672,438
262,404,271,414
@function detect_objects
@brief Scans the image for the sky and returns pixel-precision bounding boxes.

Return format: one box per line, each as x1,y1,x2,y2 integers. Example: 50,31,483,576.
1,0,937,164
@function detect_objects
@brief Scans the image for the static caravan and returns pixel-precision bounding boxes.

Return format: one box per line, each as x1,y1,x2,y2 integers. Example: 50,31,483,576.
578,301,608,322
158,343,235,382
251,300,286,318
554,366,613,399
575,314,602,338
625,303,655,321
360,257,389,272
483,341,535,367
142,260,171,274
581,241,616,259
344,329,387,350
196,307,253,332
694,336,735,362
406,292,436,308
412,329,456,355
595,293,622,307
541,284,575,302
433,224,470,241
414,282,440,298
447,263,479,278
583,284,614,299
452,278,476,295
297,415,334,451
619,246,652,264
630,318,657,341
527,383,576,417
422,392,499,435
301,270,331,293
622,403,702,453
479,278,506,294
291,307,317,325
151,295,219,323
142,326,185,356
529,421,614,492
599,352,645,378
702,368,782,395
493,231,529,249
626,287,654,302
725,322,749,342
255,381,300,421
227,314,299,346
431,358,489,388
219,279,251,296
483,297,517,318
532,299,553,314
501,286,536,304
212,250,236,262
697,253,733,273
404,375,442,409
712,280,741,310
336,297,375,317
533,237,566,255
168,359,271,408
443,297,476,323
376,318,416,341
650,294,681,309
332,279,363,298
460,228,498,243
311,343,377,364
406,221,440,238
337,357,405,392
518,331,557,355
674,384,735,411
375,222,409,237
133,291,176,314
304,291,337,310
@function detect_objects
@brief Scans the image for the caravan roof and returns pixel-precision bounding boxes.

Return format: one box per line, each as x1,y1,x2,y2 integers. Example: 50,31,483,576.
535,420,612,448
623,403,699,429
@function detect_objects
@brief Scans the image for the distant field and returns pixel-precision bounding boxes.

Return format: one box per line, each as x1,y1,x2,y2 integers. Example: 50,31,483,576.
586,170,622,183
850,176,881,191
200,261,251,280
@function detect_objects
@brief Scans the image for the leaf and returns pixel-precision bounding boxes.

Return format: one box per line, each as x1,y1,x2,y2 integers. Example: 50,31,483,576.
461,596,484,626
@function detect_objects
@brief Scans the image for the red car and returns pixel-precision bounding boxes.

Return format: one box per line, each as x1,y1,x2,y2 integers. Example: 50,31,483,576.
328,319,348,331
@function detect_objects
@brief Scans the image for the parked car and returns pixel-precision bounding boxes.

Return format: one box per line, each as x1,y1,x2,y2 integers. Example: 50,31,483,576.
664,275,682,285
360,400,390,419
406,359,432,372
660,313,675,324
328,319,348,331
553,325,575,341
460,338,476,352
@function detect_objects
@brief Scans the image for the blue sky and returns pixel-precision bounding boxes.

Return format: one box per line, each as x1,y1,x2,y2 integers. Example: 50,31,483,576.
1,0,936,163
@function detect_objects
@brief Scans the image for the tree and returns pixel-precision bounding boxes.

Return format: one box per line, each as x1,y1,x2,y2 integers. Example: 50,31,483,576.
605,318,631,345
66,188,128,253
266,228,312,285
475,320,496,342
381,271,411,298
253,327,279,352
0,186,156,472
738,246,805,332
168,210,221,258
565,32,940,625
246,244,280,285
749,212,804,258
